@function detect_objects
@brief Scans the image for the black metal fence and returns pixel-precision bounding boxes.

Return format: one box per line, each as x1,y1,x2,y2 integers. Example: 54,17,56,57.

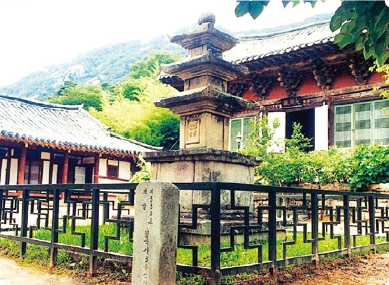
0,182,389,284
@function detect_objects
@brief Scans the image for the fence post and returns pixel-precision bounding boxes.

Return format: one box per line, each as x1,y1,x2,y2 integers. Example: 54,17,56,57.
268,190,277,275
311,193,319,266
357,197,362,235
210,183,221,285
0,188,3,222
102,192,109,224
20,188,29,257
368,196,376,252
89,187,100,276
50,188,60,267
132,181,179,285
343,194,351,258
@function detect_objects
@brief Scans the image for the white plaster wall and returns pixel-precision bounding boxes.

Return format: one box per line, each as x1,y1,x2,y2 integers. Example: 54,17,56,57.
98,178,123,184
41,152,50,160
108,159,119,166
99,158,107,176
9,158,18,185
315,104,329,150
42,161,50,184
119,161,131,180
52,164,58,184
0,159,6,185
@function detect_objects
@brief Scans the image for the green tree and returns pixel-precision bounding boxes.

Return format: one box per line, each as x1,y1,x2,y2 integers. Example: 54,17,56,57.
239,115,280,158
130,50,183,79
235,0,389,64
90,77,180,150
374,63,389,99
54,81,76,96
51,50,183,149
101,82,115,95
111,51,184,103
285,122,312,153
113,78,145,102
94,50,183,149
48,83,104,111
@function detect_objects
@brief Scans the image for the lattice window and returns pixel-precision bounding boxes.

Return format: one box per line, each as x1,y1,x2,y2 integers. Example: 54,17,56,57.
229,117,254,151
334,100,389,148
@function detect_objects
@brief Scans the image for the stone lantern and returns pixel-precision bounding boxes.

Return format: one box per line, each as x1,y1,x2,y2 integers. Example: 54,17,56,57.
143,12,260,211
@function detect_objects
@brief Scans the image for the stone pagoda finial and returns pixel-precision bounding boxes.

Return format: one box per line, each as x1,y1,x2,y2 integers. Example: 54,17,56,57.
163,12,247,93
198,11,216,25
168,11,237,60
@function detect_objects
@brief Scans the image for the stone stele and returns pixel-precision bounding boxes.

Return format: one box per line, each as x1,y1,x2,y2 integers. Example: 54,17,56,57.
131,181,179,285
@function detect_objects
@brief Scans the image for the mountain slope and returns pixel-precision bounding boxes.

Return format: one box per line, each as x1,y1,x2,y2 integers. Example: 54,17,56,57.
0,36,186,99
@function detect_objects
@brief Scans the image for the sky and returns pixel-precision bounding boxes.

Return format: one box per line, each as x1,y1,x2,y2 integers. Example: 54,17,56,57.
0,0,342,88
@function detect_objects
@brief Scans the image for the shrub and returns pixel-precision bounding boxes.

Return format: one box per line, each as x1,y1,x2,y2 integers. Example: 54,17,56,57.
304,148,352,185
348,144,389,190
243,116,353,188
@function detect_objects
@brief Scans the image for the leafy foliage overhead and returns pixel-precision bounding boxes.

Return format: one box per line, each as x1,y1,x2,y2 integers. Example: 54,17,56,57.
235,0,319,21
331,1,389,64
235,0,389,64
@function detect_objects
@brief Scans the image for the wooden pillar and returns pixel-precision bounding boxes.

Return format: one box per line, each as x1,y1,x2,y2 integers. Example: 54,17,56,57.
94,154,99,183
17,145,27,185
5,149,11,185
62,152,69,184
327,97,334,147
131,156,137,178
48,152,53,184
59,151,70,199
17,145,27,197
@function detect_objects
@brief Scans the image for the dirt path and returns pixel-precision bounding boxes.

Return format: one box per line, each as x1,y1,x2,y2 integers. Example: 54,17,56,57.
236,251,389,285
0,252,389,284
288,253,389,285
0,256,82,285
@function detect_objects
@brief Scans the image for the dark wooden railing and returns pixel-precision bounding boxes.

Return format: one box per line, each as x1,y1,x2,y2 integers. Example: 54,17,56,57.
0,183,388,284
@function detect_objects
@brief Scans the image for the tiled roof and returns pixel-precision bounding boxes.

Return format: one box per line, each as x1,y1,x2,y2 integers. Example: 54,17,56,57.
223,21,336,63
0,94,159,155
160,22,339,89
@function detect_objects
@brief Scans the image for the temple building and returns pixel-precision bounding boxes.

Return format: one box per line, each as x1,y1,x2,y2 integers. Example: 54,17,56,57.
0,94,159,186
161,20,388,152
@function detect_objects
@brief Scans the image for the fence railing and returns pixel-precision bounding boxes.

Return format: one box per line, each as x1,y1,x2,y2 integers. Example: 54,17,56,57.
0,183,137,276
0,182,389,284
